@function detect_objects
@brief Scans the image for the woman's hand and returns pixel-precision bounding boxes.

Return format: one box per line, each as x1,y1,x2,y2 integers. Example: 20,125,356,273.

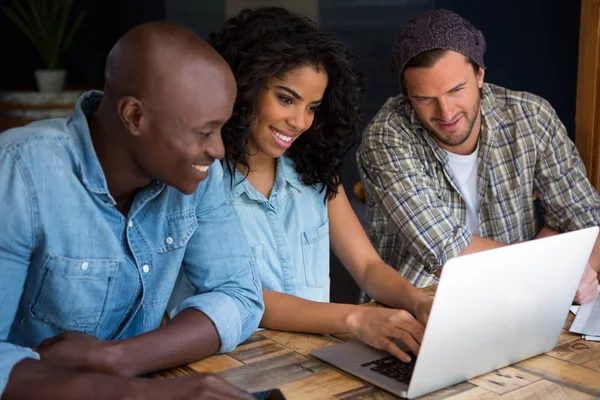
346,307,425,363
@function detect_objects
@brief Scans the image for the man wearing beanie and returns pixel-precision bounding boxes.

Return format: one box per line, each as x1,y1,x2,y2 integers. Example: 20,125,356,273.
357,9,600,303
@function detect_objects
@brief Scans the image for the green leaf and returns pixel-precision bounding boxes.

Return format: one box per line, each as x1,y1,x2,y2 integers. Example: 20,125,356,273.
1,6,34,42
10,0,37,38
38,0,50,33
53,0,71,65
25,0,53,66
62,10,85,55
47,53,58,70
50,0,61,29
3,0,85,69
27,0,48,39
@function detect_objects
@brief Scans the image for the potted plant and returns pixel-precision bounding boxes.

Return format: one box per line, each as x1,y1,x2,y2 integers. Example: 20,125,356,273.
1,0,86,93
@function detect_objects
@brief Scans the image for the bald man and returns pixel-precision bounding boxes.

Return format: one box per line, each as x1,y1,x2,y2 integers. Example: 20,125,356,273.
0,22,262,399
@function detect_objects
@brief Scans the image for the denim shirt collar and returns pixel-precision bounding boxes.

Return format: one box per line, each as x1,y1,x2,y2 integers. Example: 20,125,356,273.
224,155,303,202
68,90,111,195
276,155,304,191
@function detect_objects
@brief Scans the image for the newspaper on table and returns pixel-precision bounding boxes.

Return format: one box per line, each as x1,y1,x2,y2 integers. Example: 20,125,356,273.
582,334,600,341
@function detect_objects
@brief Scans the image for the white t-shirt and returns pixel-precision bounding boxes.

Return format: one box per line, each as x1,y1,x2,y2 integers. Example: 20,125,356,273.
444,148,480,235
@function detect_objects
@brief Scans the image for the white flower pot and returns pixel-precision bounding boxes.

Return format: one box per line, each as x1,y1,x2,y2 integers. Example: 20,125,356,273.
34,69,67,93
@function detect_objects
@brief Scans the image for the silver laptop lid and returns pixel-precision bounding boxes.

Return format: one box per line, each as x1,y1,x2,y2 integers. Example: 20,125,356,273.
407,227,598,398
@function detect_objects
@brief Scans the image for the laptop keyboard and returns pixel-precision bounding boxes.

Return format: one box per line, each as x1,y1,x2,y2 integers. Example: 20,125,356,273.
360,353,417,384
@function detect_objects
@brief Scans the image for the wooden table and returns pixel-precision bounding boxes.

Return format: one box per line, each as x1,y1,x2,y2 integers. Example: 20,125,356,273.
153,286,600,399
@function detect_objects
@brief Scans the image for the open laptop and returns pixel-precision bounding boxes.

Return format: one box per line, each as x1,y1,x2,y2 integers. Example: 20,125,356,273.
311,227,599,398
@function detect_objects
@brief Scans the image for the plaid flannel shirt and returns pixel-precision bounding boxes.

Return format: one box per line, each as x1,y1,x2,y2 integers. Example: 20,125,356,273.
357,83,600,289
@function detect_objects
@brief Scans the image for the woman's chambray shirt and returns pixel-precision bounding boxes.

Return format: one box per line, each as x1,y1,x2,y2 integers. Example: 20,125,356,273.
0,91,263,395
170,155,330,312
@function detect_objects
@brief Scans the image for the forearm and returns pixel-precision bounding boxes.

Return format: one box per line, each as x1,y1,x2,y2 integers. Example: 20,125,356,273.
587,235,600,273
260,290,363,334
535,225,559,239
459,235,507,256
3,359,136,400
360,260,429,316
534,226,600,273
325,186,428,315
433,236,507,277
113,308,220,377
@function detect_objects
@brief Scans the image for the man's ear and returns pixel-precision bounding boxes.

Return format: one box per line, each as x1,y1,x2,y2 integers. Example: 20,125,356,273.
118,96,143,136
477,67,485,89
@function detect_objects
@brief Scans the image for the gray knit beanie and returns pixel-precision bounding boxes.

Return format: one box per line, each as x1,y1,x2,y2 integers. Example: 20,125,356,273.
390,9,486,79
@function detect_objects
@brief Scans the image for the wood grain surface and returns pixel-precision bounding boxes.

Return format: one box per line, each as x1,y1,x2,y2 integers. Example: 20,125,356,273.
153,285,599,399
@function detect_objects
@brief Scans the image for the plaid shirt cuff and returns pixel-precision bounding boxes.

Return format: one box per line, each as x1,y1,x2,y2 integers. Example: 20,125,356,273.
423,225,473,274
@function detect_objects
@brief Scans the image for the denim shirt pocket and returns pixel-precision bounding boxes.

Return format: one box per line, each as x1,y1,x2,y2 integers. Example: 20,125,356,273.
158,210,198,254
30,254,118,333
301,219,330,288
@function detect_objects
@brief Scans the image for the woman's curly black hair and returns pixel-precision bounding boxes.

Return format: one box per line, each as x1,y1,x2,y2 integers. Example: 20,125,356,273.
209,7,364,201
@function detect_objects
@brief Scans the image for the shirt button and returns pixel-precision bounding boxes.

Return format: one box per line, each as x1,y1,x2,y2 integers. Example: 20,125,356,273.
165,236,174,245
81,262,89,270
128,221,133,228
142,264,150,273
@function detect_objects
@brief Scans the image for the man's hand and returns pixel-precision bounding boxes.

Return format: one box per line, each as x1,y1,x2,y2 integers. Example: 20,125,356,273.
36,331,124,375
574,263,599,304
5,358,255,400
347,307,425,363
413,295,434,326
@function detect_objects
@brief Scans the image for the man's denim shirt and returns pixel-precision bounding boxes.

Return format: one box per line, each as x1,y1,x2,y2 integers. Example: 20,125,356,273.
0,91,263,394
170,155,330,313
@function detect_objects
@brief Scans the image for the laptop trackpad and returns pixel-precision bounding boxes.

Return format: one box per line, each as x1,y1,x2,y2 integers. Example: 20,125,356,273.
311,339,412,398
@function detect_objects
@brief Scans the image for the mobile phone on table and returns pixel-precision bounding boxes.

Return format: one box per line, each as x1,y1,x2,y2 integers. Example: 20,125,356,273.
251,388,286,400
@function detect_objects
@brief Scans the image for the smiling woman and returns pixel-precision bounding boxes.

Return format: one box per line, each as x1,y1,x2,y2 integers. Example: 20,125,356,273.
247,66,328,179
211,7,362,202
167,6,435,364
